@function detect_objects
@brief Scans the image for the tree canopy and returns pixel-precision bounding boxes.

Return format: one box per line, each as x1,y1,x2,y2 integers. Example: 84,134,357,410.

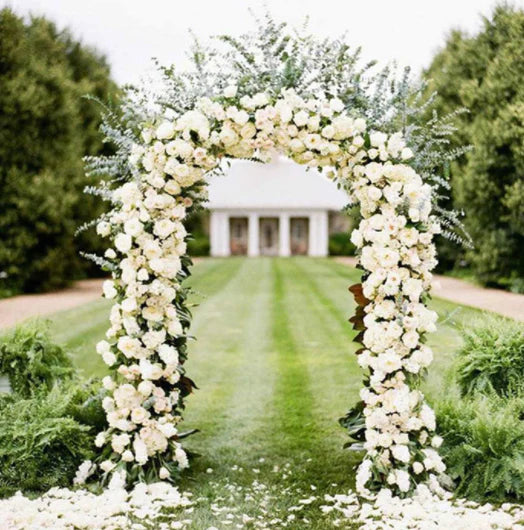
424,3,524,291
0,8,118,294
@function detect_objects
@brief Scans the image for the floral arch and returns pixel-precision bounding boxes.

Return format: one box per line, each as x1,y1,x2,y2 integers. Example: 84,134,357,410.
85,18,464,497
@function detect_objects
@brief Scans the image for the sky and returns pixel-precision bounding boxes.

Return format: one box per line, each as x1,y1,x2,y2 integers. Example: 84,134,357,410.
6,0,524,85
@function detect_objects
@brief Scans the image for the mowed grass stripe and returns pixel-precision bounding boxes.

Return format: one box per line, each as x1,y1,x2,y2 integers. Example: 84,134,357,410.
183,258,275,470
269,259,317,457
273,259,361,489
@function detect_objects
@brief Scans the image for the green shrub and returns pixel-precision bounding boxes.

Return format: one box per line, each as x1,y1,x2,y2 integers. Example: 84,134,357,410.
436,392,524,502
0,322,74,397
328,232,355,256
0,8,118,294
0,381,105,497
456,317,524,397
187,233,210,256
424,5,524,289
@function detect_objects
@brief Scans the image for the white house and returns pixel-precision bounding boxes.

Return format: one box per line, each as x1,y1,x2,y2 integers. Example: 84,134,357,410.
207,156,348,257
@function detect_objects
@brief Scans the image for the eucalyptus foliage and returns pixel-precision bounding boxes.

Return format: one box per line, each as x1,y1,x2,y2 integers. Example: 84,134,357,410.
84,12,468,245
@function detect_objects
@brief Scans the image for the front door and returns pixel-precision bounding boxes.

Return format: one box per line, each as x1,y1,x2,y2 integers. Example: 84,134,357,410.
290,217,309,255
259,217,279,256
229,217,248,255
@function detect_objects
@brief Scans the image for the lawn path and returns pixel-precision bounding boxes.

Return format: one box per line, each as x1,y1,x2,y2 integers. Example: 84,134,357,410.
6,257,485,529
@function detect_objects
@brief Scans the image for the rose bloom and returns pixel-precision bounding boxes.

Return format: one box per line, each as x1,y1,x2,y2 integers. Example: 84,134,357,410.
131,407,150,424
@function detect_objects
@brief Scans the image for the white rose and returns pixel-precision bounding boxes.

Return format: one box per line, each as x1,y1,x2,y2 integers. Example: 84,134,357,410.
370,131,387,147
96,340,111,355
102,375,115,391
413,461,424,474
153,219,176,239
96,221,111,237
289,138,304,153
102,280,117,299
401,147,414,160
159,466,170,480
138,380,154,397
95,432,106,448
240,122,256,139
329,98,344,112
156,121,175,140
376,351,402,374
100,460,116,473
293,110,309,127
391,444,411,463
395,470,411,492
124,218,143,237
139,359,163,380
122,450,134,462
142,305,163,322
131,407,150,424
102,351,117,366
168,319,183,336
164,179,182,195
224,85,238,98
121,297,137,313
350,229,363,248
158,344,178,366
219,127,239,147
354,118,366,133
402,330,420,349
115,233,132,253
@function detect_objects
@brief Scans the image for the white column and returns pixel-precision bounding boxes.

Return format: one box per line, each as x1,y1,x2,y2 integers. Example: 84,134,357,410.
279,213,290,257
210,211,230,257
317,211,329,257
308,213,316,257
248,212,259,257
308,212,329,257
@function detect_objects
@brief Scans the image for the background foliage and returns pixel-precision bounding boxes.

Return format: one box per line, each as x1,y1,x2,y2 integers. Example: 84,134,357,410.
0,8,118,295
424,4,524,291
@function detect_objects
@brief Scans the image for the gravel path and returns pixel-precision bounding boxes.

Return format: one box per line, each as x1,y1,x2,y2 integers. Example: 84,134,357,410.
0,279,105,330
335,256,524,322
0,257,522,330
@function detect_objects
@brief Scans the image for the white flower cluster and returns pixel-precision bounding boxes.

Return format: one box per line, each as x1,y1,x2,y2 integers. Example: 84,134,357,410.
94,85,443,491
0,476,192,529
322,485,524,529
346,143,445,495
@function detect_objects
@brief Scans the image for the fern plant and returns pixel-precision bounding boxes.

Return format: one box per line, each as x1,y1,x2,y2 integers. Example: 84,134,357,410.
456,317,524,397
436,392,524,502
0,322,74,397
0,381,106,497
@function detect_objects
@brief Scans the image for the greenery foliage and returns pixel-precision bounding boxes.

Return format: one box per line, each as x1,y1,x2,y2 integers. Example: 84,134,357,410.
0,8,118,295
328,232,356,256
0,322,106,497
434,315,524,502
436,392,524,502
0,382,105,497
85,12,469,261
0,322,74,397
424,4,524,291
456,317,524,397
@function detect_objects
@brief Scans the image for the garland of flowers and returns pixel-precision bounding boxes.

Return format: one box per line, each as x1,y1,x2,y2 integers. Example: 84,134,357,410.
90,85,445,495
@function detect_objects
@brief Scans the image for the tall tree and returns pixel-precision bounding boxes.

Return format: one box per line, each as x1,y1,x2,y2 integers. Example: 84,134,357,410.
424,3,524,291
0,8,118,294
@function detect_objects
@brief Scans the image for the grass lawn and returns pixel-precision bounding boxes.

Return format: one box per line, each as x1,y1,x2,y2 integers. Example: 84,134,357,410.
43,257,482,528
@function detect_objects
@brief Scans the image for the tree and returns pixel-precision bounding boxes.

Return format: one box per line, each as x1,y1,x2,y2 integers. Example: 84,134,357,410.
424,3,524,291
0,8,118,294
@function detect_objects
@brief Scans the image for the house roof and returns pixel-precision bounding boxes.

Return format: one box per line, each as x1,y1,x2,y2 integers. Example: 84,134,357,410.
206,156,348,210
